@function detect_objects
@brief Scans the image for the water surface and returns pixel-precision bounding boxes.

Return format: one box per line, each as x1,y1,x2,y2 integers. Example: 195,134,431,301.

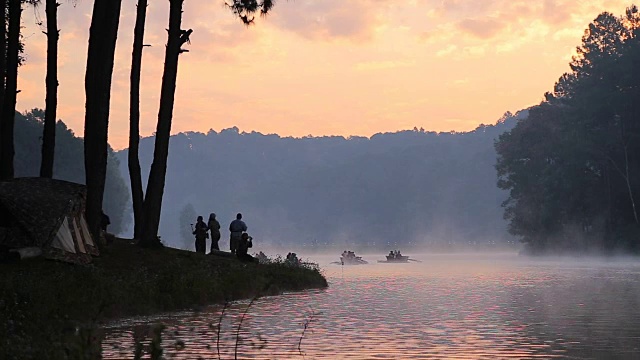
103,253,640,359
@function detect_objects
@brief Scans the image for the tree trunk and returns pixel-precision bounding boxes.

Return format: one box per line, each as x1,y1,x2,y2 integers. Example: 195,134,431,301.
0,0,6,130
40,0,59,178
128,0,148,240
140,0,191,247
84,0,122,243
0,0,21,180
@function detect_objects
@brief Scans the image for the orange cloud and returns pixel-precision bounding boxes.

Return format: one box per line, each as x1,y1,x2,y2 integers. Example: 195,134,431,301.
457,17,507,39
14,0,636,151
268,0,386,42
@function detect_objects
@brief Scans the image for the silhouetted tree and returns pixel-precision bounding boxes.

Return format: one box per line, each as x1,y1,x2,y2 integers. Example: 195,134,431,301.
140,0,277,247
128,0,148,239
139,0,190,247
39,0,59,178
83,0,122,243
1,2,6,126
496,7,640,253
0,0,21,180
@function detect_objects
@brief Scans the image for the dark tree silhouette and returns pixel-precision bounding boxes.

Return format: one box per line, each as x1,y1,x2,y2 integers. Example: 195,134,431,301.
39,0,59,178
83,0,122,242
0,2,6,127
0,0,21,180
496,8,640,253
128,0,148,239
227,0,275,24
140,0,277,247
139,0,191,247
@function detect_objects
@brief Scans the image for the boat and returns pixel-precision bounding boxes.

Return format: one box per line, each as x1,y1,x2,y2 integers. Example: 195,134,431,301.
334,251,368,265
377,250,419,263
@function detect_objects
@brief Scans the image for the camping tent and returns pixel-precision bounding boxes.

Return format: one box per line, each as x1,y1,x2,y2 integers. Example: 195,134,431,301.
0,177,99,264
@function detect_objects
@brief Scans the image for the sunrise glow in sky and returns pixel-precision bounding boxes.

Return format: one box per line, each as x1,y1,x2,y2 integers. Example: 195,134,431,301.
16,0,632,149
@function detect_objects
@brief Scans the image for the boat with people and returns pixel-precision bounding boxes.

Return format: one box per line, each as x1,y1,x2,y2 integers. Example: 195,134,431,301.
377,250,419,263
335,250,368,265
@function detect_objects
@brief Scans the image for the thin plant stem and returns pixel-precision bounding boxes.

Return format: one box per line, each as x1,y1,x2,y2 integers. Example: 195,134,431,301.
217,301,229,360
298,308,318,358
234,295,259,360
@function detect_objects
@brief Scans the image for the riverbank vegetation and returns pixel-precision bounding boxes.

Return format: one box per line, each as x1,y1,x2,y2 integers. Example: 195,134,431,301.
0,240,327,359
496,6,640,254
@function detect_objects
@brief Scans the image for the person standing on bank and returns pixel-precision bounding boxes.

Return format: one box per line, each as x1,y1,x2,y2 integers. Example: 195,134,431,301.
229,213,247,254
193,215,209,254
208,213,221,253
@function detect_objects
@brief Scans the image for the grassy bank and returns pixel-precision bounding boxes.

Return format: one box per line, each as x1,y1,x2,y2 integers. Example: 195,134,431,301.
0,239,327,359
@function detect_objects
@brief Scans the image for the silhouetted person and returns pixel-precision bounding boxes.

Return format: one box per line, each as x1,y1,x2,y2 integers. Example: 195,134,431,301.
208,213,221,252
193,216,208,254
229,213,247,254
237,233,254,262
389,250,395,259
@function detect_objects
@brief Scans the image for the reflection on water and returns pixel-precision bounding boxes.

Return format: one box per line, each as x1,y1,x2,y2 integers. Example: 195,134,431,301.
103,253,640,359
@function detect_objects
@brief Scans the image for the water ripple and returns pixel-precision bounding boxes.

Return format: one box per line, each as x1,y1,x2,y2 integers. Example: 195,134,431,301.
103,254,640,359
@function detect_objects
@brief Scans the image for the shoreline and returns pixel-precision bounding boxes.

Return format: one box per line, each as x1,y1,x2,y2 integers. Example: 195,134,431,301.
0,239,327,358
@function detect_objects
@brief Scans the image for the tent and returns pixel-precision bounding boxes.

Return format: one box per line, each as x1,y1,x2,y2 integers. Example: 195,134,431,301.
0,177,99,264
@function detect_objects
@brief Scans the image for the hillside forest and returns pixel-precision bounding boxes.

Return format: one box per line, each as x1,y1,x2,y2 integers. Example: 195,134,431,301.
116,113,523,251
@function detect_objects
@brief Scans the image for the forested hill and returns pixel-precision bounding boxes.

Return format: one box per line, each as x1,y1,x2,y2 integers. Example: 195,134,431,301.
116,111,525,250
14,110,131,234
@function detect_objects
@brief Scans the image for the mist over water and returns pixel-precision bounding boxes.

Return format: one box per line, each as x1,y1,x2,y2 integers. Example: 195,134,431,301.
102,253,640,359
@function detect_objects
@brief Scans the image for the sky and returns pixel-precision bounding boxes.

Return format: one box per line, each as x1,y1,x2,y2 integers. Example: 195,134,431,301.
16,0,632,150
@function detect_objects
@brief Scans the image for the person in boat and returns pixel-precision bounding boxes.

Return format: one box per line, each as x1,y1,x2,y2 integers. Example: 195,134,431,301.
388,250,395,259
396,250,402,257
229,213,247,254
192,215,209,254
237,233,255,262
207,213,221,253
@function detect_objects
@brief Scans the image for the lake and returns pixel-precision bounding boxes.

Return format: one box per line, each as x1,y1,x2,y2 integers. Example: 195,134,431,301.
102,253,640,359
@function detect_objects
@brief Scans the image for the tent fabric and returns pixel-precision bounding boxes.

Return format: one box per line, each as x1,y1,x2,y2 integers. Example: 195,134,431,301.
71,217,87,254
54,217,76,253
78,214,98,256
0,177,99,264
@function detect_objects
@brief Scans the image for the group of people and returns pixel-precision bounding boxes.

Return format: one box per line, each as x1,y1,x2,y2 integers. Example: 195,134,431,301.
388,250,403,259
341,250,357,259
192,213,254,261
286,252,300,265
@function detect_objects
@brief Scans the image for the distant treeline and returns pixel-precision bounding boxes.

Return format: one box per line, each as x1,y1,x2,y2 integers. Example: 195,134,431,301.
14,109,130,234
116,113,524,250
496,8,640,254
